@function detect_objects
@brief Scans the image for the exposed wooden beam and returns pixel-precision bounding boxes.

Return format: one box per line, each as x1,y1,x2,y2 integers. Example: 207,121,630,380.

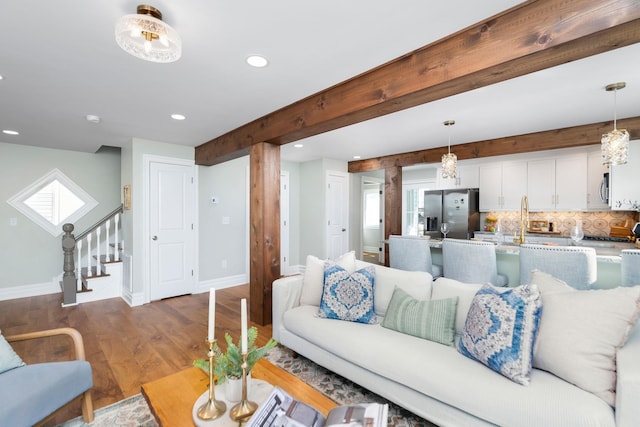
196,0,640,166
348,116,640,173
384,167,402,267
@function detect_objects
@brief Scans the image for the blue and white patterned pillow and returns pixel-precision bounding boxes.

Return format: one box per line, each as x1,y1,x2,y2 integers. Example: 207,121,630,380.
457,284,542,385
318,263,377,324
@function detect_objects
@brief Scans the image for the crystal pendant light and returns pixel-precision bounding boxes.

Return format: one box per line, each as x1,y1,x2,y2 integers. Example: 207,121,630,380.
441,120,457,179
601,82,628,166
115,5,182,63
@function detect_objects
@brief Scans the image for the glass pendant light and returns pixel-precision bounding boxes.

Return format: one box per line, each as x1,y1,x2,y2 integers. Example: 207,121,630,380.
441,120,457,179
601,82,628,166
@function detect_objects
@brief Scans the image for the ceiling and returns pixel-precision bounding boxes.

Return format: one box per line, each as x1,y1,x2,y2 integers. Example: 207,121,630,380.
1,1,639,164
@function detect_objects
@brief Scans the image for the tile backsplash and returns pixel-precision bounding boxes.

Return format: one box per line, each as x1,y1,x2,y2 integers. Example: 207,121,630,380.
484,211,638,237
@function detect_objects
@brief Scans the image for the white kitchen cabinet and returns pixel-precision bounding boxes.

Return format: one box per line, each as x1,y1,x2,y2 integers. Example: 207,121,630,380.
527,154,587,211
587,149,610,211
610,139,640,211
436,164,479,190
479,161,527,211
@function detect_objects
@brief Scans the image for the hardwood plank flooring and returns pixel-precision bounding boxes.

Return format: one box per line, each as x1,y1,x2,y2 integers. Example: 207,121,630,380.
0,284,272,426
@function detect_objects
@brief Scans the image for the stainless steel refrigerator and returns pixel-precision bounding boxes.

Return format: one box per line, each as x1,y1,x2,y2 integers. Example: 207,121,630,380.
423,188,480,239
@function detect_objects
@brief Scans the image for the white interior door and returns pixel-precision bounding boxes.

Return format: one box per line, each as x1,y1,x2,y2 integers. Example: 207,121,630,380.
149,162,195,300
326,171,349,259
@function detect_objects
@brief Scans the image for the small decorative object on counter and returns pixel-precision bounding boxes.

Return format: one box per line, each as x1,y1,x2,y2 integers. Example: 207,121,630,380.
485,215,498,232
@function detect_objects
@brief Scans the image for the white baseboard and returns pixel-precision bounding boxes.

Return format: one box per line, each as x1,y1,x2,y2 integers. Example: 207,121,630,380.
0,276,61,301
196,273,249,293
121,287,146,307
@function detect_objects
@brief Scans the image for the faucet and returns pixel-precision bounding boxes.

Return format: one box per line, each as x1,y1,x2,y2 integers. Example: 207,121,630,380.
514,195,529,244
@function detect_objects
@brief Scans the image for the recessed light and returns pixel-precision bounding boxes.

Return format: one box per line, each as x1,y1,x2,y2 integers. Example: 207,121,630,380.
171,114,186,120
3,129,19,135
294,144,303,148
246,55,268,68
0,75,4,80
85,115,101,124
353,155,361,159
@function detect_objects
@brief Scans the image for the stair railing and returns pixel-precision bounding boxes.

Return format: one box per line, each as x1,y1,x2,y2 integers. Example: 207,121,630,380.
61,204,123,306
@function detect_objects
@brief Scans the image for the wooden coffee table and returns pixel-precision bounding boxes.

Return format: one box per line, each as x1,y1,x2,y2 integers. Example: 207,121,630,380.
141,359,337,426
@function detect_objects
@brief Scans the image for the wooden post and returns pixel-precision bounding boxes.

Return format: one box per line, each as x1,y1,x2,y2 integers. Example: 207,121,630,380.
62,223,77,306
249,143,281,325
384,166,402,267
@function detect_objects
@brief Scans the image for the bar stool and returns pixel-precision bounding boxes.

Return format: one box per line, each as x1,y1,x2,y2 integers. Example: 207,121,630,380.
519,244,597,289
442,238,508,286
621,249,640,286
388,235,442,277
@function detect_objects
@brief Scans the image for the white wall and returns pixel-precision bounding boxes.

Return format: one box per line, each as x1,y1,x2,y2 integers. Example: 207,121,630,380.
198,156,249,281
0,142,121,290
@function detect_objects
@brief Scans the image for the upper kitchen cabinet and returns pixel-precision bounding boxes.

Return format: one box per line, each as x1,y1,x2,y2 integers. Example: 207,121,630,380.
610,139,640,211
586,149,610,211
527,154,587,211
479,161,527,211
436,164,479,190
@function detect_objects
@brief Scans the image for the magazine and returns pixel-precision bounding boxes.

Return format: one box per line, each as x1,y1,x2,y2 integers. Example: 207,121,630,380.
247,386,389,427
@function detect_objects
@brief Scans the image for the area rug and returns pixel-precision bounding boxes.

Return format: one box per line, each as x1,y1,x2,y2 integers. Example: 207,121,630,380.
60,345,436,426
57,394,157,427
265,345,436,427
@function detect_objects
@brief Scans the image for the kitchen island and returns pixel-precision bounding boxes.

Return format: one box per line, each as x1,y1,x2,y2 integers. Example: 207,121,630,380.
427,233,636,289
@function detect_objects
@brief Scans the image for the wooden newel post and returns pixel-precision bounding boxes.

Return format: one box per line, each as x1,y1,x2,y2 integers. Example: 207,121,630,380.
62,223,77,306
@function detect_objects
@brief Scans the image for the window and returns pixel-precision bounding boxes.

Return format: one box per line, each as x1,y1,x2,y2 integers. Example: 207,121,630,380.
8,169,98,236
363,188,380,228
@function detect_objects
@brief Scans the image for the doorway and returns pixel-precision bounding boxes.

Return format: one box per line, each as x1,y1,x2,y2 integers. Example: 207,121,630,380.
362,176,384,264
145,157,196,301
326,170,349,259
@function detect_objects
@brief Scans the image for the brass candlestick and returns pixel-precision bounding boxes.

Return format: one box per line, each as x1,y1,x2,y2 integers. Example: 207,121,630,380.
197,339,226,420
229,352,258,422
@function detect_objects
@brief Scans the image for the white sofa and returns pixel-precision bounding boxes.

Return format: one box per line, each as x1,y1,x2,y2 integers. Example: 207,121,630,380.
272,259,640,427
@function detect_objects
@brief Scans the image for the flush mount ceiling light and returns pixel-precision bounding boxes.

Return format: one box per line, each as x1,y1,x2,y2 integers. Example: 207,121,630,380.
601,82,629,166
441,120,458,179
115,5,182,63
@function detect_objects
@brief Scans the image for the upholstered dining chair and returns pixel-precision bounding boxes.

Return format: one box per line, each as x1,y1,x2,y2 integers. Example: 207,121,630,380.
442,238,508,286
0,327,94,426
621,249,640,286
519,244,597,289
389,235,442,277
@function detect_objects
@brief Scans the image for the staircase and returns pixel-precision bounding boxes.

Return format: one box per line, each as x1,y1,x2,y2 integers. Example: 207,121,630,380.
61,205,125,306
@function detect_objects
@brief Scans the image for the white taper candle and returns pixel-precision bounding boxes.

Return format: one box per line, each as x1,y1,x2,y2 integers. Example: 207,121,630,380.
208,288,216,341
241,298,248,353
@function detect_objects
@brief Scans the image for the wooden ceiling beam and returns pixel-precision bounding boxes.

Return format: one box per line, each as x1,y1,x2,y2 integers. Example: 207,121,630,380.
348,116,640,172
196,0,640,166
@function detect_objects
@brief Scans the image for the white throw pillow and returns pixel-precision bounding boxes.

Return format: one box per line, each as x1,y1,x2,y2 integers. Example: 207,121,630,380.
300,251,356,306
432,277,483,336
372,264,432,317
531,270,640,406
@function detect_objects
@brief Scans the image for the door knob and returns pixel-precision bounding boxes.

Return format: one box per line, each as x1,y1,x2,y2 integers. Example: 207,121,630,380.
342,228,346,232
152,235,158,240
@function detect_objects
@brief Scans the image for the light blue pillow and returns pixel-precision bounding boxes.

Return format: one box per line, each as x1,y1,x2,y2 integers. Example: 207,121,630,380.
319,263,377,324
0,332,26,374
457,284,542,385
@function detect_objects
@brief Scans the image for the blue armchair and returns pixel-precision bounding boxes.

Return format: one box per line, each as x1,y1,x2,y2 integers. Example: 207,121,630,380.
1,327,94,426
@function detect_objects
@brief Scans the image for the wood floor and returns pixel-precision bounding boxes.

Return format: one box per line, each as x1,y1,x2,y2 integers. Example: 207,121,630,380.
0,285,272,426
